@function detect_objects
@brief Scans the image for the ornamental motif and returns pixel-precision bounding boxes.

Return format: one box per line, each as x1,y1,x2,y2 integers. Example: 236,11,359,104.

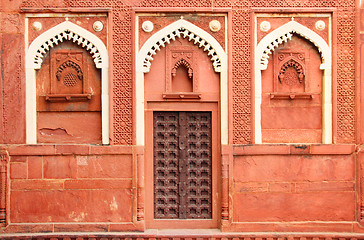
278,59,305,84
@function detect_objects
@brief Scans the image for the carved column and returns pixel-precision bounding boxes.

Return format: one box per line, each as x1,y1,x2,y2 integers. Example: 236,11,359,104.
0,150,9,227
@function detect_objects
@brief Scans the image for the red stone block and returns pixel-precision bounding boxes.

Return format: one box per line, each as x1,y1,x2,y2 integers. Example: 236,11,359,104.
295,181,355,192
233,144,290,155
234,182,268,192
233,192,355,221
233,155,354,182
262,129,322,143
53,223,108,232
11,180,63,190
11,189,132,222
261,106,322,129
272,222,353,233
10,162,27,179
226,222,276,232
44,155,77,179
77,155,132,179
89,145,133,155
55,145,90,155
64,179,132,189
109,223,138,232
1,223,53,233
8,145,55,156
311,144,356,154
37,112,102,144
10,156,27,162
269,182,294,192
28,156,43,179
290,144,310,154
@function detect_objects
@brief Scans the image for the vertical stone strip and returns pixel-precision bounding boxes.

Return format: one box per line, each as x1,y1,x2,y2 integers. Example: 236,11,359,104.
0,150,9,227
221,147,229,222
137,147,145,223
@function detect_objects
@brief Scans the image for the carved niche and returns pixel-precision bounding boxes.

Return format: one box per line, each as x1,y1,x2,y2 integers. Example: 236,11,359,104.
271,51,311,100
164,45,200,99
47,49,90,102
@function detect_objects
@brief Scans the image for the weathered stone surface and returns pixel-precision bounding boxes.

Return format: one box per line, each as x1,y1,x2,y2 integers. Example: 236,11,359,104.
10,189,133,222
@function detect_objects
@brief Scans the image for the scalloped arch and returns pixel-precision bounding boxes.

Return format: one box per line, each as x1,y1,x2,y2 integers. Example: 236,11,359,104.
137,19,227,73
256,20,331,70
25,20,109,144
254,20,332,144
26,21,108,70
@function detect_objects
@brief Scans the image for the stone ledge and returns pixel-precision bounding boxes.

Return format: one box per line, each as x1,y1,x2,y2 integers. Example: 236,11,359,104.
1,144,133,156
233,144,356,155
5,230,364,239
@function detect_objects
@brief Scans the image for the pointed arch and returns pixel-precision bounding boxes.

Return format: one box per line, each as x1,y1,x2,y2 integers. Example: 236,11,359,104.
136,19,227,73
135,19,228,146
26,21,108,69
25,21,109,144
256,20,331,70
254,20,332,144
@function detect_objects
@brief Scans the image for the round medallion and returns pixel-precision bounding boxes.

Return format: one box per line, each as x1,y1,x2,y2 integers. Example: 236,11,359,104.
315,20,325,31
209,20,221,32
142,21,154,33
32,21,42,31
93,21,103,32
260,21,271,32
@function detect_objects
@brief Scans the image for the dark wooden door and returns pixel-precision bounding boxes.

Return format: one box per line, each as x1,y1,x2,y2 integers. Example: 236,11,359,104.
153,111,212,219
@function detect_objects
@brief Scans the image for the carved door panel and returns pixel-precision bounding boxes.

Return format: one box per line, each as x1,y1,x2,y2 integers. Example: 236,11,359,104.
153,111,212,219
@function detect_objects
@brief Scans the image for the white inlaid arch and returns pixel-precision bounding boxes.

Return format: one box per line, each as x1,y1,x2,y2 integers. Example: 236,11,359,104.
255,20,332,144
136,19,228,145
26,21,109,144
137,19,226,73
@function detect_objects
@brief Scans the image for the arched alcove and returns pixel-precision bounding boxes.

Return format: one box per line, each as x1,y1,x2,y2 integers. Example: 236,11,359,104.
136,19,228,146
255,20,332,144
26,21,109,144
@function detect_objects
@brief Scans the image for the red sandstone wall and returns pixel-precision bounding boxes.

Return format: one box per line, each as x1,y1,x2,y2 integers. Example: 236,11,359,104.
229,145,356,232
5,145,136,233
0,0,362,235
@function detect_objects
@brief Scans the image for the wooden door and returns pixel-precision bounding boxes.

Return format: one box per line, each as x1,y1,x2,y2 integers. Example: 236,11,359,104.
153,111,212,219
